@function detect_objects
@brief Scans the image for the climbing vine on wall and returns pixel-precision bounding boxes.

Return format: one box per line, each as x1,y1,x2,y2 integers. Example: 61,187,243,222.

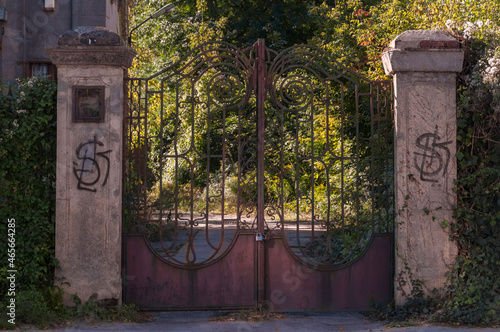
0,78,58,297
442,26,500,324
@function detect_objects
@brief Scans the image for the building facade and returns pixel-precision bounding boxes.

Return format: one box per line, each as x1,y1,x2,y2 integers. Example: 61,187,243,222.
0,0,127,82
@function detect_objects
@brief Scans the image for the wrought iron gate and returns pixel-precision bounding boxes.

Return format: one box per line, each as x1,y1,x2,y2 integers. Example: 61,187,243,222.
123,40,394,310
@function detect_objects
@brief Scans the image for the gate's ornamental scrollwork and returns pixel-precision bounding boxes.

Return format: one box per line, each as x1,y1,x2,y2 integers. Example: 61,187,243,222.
125,41,394,268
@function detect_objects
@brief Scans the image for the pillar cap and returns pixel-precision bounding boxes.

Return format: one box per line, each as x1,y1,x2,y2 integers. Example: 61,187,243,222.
45,45,136,68
59,26,125,46
44,27,136,69
382,30,464,76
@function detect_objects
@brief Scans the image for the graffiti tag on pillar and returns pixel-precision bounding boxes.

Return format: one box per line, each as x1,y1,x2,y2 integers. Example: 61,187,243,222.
414,126,452,183
73,136,112,192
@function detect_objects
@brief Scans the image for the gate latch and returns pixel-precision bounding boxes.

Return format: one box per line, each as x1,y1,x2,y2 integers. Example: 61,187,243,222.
256,233,265,242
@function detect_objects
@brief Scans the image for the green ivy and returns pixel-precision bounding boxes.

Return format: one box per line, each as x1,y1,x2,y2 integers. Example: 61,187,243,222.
439,33,500,324
0,78,58,298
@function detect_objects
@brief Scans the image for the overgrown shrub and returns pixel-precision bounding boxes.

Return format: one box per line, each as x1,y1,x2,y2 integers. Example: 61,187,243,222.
0,77,58,326
438,24,500,325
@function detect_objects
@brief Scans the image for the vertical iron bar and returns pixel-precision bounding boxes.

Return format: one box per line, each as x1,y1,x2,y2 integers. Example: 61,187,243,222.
294,92,301,245
325,84,331,234
159,79,165,231
237,94,243,230
134,80,142,223
143,80,149,223
221,104,226,234
205,90,212,241
376,83,381,232
174,82,180,242
369,82,375,233
134,80,140,222
340,83,345,230
310,91,315,239
279,102,285,232
390,82,395,234
376,83,381,230
256,39,266,308
355,84,361,233
187,81,196,263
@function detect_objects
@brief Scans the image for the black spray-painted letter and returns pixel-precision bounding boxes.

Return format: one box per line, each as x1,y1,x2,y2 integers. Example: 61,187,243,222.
414,125,452,183
73,136,112,192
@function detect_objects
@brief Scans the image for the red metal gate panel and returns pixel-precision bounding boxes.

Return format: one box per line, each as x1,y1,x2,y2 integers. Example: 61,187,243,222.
125,233,257,309
264,234,392,310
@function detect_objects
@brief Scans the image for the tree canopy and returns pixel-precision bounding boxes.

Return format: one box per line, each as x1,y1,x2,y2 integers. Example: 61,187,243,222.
129,0,499,78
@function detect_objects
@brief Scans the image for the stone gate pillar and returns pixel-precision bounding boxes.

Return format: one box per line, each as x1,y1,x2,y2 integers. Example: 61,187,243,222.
45,27,135,304
382,30,464,305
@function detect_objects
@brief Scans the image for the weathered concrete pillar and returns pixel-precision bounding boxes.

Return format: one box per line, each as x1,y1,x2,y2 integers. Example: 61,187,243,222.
45,27,135,304
382,30,464,305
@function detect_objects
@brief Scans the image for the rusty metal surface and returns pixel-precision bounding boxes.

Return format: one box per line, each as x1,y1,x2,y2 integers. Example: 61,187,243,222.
124,233,257,310
124,40,394,310
265,234,393,310
256,39,267,307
